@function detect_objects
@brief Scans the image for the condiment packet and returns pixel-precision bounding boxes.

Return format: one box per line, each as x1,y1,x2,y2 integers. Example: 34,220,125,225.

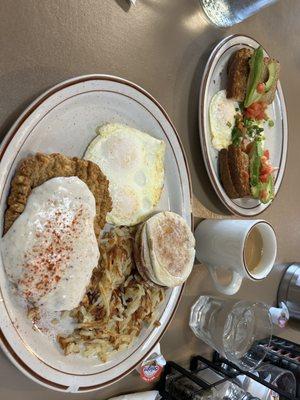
136,343,166,383
269,302,289,328
139,355,166,383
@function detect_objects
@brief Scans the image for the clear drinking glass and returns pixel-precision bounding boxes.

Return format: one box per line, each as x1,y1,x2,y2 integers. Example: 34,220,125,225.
167,374,259,399
199,0,279,27
189,296,273,371
201,382,260,400
257,364,296,398
237,363,296,399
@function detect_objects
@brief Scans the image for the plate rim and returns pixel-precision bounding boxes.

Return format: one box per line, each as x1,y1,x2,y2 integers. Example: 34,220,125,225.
0,74,193,392
199,34,288,217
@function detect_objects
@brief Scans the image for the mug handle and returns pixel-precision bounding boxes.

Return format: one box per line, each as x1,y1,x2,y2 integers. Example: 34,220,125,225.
209,266,243,296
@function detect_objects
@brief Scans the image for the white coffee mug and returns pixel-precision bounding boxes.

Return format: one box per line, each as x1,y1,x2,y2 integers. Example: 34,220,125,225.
195,219,277,295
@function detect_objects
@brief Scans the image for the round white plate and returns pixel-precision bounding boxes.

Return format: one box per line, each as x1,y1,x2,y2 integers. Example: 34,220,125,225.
199,35,288,216
0,75,192,392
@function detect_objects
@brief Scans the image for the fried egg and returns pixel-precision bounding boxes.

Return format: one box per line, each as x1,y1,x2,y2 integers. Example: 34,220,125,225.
209,90,239,150
84,123,165,226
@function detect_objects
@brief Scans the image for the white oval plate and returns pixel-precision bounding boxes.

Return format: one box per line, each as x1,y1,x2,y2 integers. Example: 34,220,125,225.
0,75,192,392
199,35,288,216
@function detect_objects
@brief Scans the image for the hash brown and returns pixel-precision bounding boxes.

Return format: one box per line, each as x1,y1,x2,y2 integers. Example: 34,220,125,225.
4,153,112,237
57,227,165,361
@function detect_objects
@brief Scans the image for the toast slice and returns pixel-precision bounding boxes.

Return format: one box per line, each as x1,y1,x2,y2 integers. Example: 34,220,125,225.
219,149,239,199
227,49,280,106
228,144,250,197
227,48,253,102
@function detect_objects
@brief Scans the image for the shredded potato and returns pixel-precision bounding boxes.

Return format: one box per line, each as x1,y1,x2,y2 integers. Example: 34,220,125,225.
57,227,165,361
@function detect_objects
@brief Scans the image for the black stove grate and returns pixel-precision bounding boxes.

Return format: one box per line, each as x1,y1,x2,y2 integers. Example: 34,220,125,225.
158,336,300,400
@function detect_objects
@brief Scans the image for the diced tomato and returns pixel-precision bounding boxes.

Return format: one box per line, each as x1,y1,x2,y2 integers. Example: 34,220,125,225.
263,150,270,160
244,107,253,118
260,189,268,202
257,83,265,94
260,173,269,183
260,155,268,164
244,102,268,121
260,164,273,175
244,110,252,118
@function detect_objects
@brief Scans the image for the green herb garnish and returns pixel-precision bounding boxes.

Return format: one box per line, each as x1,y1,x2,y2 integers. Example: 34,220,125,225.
232,126,242,146
268,119,274,128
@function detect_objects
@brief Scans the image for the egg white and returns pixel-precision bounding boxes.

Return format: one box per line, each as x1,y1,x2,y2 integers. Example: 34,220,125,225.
209,90,239,150
84,123,165,226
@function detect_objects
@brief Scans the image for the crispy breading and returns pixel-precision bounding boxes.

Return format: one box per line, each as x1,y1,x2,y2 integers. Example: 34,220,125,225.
4,153,112,237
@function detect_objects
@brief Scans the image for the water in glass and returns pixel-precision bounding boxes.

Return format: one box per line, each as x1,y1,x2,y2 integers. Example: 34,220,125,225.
199,0,278,27
189,296,272,370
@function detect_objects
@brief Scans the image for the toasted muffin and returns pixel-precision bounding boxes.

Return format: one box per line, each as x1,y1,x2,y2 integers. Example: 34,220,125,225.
134,212,195,287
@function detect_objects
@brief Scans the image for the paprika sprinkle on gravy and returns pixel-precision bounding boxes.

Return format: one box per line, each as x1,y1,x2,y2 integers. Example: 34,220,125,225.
1,177,100,312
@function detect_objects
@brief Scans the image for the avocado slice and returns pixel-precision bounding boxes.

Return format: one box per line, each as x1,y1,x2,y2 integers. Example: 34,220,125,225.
244,50,280,107
251,184,260,199
264,60,279,92
251,175,275,203
244,47,264,108
260,174,275,204
249,140,263,187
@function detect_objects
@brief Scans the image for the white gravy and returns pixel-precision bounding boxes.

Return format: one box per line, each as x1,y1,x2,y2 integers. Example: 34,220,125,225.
1,177,100,312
